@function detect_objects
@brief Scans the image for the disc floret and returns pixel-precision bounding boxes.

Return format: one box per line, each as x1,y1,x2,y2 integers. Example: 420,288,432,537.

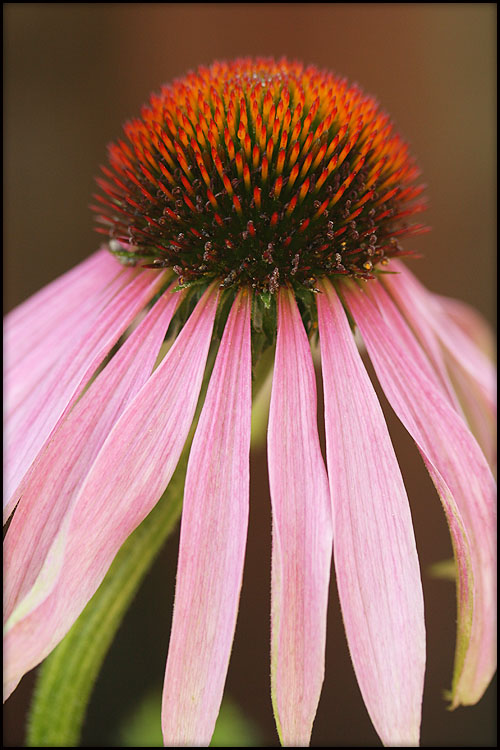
93,57,427,295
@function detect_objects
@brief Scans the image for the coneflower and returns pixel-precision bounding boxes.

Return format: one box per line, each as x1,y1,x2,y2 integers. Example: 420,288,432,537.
4,57,496,747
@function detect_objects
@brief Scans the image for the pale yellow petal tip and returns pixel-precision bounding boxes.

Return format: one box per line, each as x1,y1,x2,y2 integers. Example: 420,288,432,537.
445,675,494,711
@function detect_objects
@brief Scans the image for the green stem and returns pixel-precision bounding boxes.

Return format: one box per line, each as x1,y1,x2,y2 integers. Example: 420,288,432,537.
25,339,272,747
250,344,274,448
26,446,189,747
25,338,222,747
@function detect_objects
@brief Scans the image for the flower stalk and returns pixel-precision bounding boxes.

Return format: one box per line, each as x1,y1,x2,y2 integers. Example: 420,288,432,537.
25,414,189,747
25,339,272,747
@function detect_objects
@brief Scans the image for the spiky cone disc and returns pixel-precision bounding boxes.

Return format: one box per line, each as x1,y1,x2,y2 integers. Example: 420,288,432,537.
92,57,427,299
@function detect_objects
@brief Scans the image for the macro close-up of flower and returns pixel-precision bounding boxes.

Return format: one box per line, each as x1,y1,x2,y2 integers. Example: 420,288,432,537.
3,52,496,748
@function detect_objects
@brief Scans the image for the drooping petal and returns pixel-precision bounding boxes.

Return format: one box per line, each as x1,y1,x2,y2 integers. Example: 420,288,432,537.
4,280,180,620
433,293,496,361
3,285,219,701
4,268,129,423
162,289,252,746
345,279,496,708
382,262,496,395
382,262,496,469
4,249,119,370
379,263,462,411
4,262,138,482
435,348,497,475
6,294,105,423
4,268,164,519
317,279,426,747
429,295,496,473
267,287,332,747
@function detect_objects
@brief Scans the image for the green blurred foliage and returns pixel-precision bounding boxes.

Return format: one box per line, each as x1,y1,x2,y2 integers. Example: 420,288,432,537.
118,689,262,747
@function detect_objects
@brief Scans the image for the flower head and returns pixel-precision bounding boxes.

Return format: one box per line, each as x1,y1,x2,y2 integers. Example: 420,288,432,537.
93,57,425,297
4,58,496,747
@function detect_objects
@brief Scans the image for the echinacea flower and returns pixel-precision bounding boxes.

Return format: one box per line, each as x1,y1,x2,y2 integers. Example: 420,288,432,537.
3,57,496,747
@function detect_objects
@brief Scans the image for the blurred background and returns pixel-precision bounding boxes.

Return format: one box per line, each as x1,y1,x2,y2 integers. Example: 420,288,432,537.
4,3,496,746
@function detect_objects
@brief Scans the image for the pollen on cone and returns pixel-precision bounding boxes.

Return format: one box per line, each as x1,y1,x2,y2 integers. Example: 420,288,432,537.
93,56,426,294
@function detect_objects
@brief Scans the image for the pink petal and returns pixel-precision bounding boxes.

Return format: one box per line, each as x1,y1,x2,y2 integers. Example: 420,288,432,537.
382,262,496,469
4,268,164,519
267,287,332,747
379,263,462,411
438,359,497,474
3,285,219,700
4,263,135,478
384,263,495,396
345,279,496,708
4,249,119,368
317,280,426,746
4,282,181,620
4,251,124,424
162,290,252,746
434,293,496,360
430,295,496,472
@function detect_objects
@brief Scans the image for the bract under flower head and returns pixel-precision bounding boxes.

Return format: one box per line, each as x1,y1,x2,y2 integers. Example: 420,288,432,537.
93,57,427,297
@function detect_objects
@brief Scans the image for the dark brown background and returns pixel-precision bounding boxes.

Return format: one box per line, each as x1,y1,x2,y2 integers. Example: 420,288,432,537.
4,3,496,747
